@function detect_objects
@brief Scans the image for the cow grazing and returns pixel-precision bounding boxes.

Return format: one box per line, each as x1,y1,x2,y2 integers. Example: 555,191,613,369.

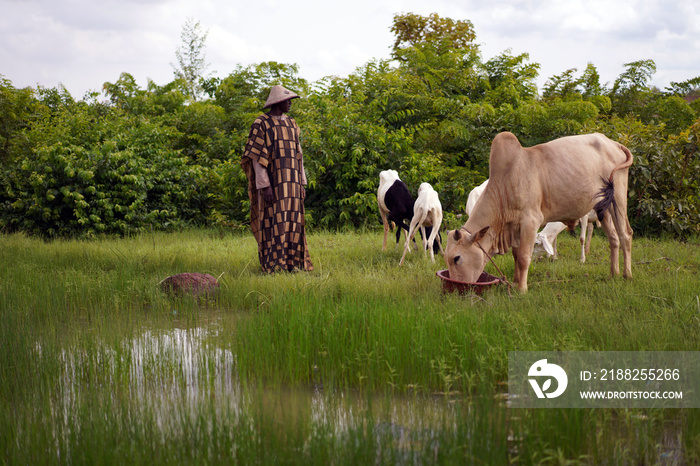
445,132,633,292
377,170,439,254
400,183,444,265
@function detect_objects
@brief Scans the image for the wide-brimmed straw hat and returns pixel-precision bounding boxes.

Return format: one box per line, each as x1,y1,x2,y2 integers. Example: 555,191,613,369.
263,85,300,108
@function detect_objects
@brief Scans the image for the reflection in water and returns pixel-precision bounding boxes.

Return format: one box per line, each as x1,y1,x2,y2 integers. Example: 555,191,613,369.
57,327,241,434
55,326,460,444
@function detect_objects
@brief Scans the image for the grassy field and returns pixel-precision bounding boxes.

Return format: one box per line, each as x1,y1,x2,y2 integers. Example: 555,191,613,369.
1,227,698,464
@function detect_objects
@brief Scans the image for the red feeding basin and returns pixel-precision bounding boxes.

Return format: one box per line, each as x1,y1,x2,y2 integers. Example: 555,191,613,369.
436,269,502,295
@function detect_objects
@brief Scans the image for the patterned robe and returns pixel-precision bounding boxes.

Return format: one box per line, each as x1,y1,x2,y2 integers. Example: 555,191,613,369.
242,113,313,273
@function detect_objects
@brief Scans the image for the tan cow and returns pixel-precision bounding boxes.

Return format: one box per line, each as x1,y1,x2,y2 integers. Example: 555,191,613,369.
445,132,634,292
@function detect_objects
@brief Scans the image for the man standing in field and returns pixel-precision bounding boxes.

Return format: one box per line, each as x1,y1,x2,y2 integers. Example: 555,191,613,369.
241,85,313,273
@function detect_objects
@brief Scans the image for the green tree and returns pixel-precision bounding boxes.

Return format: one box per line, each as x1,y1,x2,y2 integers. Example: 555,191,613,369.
647,95,696,134
391,12,477,59
665,76,700,115
542,68,582,100
390,12,486,102
172,17,211,102
174,101,229,162
580,63,606,98
483,50,540,107
103,73,187,116
1,110,214,237
665,76,700,97
0,75,35,162
609,59,657,117
596,116,700,237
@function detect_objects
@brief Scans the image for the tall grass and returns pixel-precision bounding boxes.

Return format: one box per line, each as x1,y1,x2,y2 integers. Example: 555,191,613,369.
1,228,698,464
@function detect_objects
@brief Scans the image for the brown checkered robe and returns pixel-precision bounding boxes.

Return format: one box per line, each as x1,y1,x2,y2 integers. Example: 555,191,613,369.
242,113,313,273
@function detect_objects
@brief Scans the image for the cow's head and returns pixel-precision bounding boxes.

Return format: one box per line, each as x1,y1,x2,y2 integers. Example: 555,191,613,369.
445,226,490,283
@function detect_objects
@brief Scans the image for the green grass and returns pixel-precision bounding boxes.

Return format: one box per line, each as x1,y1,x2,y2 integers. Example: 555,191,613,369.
1,228,698,464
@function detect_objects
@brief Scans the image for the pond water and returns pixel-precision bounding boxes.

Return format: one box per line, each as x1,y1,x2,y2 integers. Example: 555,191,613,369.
54,325,464,440
41,324,686,464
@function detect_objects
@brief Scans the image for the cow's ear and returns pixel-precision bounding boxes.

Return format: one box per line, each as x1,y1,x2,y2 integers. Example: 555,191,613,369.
472,226,489,243
452,229,462,242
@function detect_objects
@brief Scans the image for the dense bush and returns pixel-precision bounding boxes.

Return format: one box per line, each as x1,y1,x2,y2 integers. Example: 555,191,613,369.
0,105,213,238
1,140,211,238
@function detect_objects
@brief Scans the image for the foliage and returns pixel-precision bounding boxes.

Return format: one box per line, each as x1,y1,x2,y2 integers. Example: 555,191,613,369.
0,13,699,238
0,108,212,237
517,98,600,144
390,12,477,59
173,101,228,161
646,95,696,134
0,75,35,162
483,50,540,106
591,116,700,236
609,59,658,117
300,74,432,228
542,64,607,101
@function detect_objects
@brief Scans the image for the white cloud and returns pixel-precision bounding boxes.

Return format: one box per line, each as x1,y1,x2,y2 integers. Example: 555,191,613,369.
1,0,699,97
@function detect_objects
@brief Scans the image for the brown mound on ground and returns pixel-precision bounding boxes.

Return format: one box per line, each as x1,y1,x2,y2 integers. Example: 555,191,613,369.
159,273,219,297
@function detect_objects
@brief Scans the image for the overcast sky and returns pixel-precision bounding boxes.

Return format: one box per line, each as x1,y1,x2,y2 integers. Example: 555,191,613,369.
2,0,699,99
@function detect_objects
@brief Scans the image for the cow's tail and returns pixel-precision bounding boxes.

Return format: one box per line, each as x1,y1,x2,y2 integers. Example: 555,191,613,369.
593,178,616,222
594,144,634,222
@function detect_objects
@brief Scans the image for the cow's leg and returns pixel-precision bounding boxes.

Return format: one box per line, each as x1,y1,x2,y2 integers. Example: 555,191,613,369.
399,217,420,266
432,212,444,257
621,218,633,279
514,219,540,292
512,247,522,285
380,209,390,251
425,217,441,263
600,211,620,276
585,221,595,257
579,215,588,262
420,225,429,257
394,218,406,250
512,245,532,292
612,185,633,279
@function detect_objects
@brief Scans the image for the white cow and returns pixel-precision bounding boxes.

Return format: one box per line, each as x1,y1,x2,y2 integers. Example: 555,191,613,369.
466,179,489,216
400,183,444,265
532,210,602,262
